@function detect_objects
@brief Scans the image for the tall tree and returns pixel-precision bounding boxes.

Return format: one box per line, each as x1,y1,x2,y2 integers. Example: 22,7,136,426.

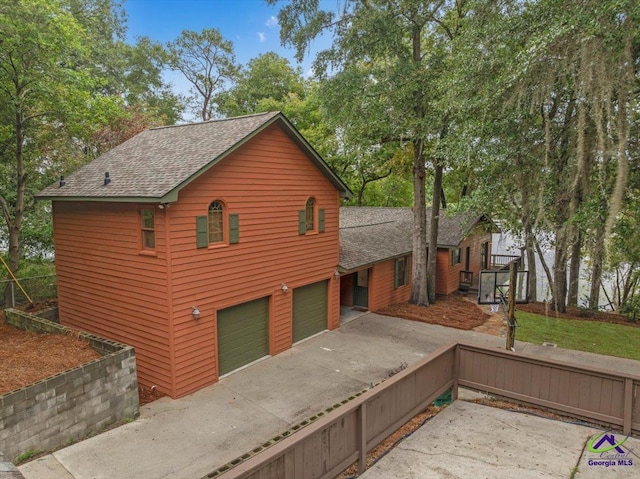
0,0,96,275
457,0,639,311
271,0,471,305
217,51,304,118
0,0,180,277
167,28,237,121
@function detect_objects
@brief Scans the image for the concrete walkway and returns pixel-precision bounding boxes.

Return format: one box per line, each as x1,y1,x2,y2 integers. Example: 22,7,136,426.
360,400,640,479
18,313,640,479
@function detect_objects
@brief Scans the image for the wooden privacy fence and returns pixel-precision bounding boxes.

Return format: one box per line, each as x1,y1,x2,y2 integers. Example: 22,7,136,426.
213,342,639,479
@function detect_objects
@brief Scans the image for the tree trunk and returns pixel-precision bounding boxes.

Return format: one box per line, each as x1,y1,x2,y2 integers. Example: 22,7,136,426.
523,223,537,302
427,160,443,304
11,108,25,275
409,140,428,306
567,230,582,306
588,223,605,309
408,24,428,307
551,224,570,313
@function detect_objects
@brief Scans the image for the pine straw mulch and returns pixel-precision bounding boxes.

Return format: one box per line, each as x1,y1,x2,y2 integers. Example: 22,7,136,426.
0,312,100,395
1,308,166,404
337,405,443,478
376,294,491,330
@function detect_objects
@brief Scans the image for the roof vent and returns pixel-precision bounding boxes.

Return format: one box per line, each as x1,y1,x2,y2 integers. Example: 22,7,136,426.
104,172,111,186
59,176,65,188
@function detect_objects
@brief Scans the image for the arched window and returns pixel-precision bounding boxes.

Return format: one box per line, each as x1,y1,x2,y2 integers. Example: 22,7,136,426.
305,198,315,231
208,201,224,243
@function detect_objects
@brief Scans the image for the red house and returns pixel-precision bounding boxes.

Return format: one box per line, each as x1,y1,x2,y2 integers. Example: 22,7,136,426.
38,112,496,399
38,112,351,398
338,207,495,311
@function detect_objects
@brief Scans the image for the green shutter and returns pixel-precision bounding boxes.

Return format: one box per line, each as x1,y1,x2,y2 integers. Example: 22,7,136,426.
319,209,325,233
394,259,401,288
298,210,306,235
229,213,239,244
196,216,208,248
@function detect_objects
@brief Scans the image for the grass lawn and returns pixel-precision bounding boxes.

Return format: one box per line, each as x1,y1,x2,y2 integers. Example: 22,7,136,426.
515,311,640,361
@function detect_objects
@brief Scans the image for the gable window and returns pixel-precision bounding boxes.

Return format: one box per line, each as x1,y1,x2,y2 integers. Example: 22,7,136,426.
208,201,224,244
299,198,325,235
305,198,315,231
141,208,155,249
451,248,461,266
394,256,409,288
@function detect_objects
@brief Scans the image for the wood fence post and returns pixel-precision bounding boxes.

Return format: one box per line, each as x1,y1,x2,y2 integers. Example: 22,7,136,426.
506,261,517,351
357,402,367,474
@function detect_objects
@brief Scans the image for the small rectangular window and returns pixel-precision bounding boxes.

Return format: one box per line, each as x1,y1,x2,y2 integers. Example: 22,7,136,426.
451,248,461,266
141,209,155,249
395,256,409,288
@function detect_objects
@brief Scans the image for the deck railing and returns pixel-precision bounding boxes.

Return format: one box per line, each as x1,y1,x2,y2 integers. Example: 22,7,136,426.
490,254,521,269
211,342,639,479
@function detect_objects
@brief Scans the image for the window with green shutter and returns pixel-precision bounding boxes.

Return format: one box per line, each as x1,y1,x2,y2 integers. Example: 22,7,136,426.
300,199,323,235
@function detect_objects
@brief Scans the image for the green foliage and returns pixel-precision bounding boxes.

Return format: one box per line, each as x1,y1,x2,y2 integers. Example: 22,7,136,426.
619,296,640,322
217,52,305,117
0,0,181,272
166,28,237,121
14,448,40,465
516,311,640,360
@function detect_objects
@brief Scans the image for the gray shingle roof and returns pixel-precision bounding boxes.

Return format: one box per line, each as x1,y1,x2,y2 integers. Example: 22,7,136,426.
37,112,351,202
339,207,491,271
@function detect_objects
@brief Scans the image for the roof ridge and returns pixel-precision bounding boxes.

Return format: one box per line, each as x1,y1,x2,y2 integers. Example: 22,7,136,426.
149,111,280,131
340,220,398,229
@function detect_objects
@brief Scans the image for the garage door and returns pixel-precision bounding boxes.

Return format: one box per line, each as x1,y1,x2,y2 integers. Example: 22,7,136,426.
293,280,328,343
217,297,269,376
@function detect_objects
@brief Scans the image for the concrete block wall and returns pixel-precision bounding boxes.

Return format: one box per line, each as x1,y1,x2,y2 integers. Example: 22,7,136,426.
1,309,139,462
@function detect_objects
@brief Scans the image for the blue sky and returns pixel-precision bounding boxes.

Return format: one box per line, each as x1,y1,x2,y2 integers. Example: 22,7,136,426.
123,0,333,97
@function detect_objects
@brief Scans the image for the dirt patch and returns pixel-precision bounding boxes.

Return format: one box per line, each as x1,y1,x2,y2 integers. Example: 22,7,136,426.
377,294,491,330
376,295,636,337
138,384,167,405
0,315,100,395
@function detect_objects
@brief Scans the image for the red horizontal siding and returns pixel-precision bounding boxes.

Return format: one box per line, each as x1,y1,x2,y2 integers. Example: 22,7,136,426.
53,201,172,393
169,124,340,396
369,257,412,311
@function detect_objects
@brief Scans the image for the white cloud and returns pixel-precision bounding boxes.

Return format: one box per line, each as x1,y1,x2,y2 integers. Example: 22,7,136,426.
266,15,278,28
257,32,266,43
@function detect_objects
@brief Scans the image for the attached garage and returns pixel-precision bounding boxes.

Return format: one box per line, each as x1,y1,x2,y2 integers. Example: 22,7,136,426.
292,280,328,343
217,297,270,376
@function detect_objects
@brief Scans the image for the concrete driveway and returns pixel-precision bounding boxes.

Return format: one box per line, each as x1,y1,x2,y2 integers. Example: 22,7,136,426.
18,312,640,479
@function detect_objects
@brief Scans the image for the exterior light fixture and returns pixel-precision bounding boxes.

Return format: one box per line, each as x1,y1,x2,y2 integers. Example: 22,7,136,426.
281,283,289,293
192,306,200,320
334,268,340,278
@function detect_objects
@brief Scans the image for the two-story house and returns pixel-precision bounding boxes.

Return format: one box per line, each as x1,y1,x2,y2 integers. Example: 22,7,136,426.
38,112,351,398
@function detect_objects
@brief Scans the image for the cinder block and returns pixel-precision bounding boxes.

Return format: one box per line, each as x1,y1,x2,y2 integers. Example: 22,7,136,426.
1,389,27,408
45,374,67,390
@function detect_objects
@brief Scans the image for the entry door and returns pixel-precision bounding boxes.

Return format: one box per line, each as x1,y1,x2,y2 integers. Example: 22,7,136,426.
353,269,369,309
